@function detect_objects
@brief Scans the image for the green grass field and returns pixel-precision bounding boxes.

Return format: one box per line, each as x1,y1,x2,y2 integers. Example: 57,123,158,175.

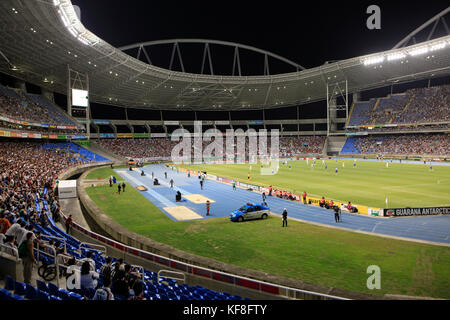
85,179,450,299
85,167,124,181
180,160,450,208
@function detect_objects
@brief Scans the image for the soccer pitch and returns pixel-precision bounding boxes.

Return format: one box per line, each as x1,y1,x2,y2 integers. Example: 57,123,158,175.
181,159,450,209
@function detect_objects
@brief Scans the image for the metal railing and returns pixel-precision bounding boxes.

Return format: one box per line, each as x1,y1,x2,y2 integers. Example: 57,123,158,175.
0,243,19,261
36,235,66,262
157,270,186,284
77,242,107,256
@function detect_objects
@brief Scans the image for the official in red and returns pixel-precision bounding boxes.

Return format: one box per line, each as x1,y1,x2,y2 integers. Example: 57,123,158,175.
302,191,307,204
319,197,326,208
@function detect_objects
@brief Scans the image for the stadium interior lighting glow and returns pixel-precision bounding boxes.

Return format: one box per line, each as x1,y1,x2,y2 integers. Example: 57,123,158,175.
363,56,385,66
429,41,446,51
408,46,429,56
387,52,406,61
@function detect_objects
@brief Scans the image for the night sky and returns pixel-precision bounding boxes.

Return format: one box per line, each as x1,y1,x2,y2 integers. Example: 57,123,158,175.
71,0,449,73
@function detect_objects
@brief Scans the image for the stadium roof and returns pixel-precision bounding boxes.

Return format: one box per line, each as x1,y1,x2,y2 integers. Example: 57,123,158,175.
0,0,450,111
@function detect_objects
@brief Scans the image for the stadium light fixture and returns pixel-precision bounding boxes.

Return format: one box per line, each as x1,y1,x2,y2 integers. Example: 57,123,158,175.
429,41,446,51
363,55,385,66
387,52,406,61
409,46,429,56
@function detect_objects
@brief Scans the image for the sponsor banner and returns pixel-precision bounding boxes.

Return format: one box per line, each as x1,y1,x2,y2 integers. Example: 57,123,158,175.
57,126,67,129
238,182,260,192
71,135,86,140
116,133,133,138
151,133,167,138
21,133,28,138
248,120,264,125
99,133,115,138
384,207,450,217
34,133,41,139
41,124,49,128
49,134,58,139
41,134,48,139
164,121,179,126
58,135,67,140
215,120,229,125
133,133,149,138
368,208,383,217
216,177,233,184
93,120,110,125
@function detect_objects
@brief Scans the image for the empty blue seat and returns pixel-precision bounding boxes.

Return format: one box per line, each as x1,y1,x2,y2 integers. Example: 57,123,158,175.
25,284,38,300
50,295,62,300
36,279,49,293
14,281,27,296
48,282,60,296
68,292,83,300
11,294,25,300
37,290,50,300
4,275,15,291
0,288,12,300
57,289,71,300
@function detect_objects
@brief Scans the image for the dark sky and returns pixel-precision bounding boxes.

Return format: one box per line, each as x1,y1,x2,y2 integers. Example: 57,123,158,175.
71,0,450,73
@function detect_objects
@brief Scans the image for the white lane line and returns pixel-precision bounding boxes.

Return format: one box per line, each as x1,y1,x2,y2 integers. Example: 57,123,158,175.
121,172,175,207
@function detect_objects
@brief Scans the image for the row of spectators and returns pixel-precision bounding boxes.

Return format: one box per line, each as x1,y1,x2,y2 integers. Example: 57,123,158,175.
0,86,80,128
0,121,85,136
341,133,449,156
348,85,450,128
347,123,450,133
96,136,326,159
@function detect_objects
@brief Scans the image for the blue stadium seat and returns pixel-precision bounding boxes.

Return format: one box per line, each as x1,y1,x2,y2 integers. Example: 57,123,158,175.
48,282,60,296
14,281,27,296
37,290,50,300
11,294,25,300
0,288,12,300
4,275,15,291
68,292,83,300
36,279,49,293
57,289,71,300
50,295,63,300
25,284,38,300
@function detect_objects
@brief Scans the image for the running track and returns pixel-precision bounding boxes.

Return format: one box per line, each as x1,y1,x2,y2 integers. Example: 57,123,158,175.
115,164,450,246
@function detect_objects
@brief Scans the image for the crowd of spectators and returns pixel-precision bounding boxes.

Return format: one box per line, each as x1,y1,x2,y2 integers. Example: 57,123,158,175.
0,141,94,281
343,133,449,156
97,135,326,160
0,140,147,299
348,85,450,130
0,86,80,128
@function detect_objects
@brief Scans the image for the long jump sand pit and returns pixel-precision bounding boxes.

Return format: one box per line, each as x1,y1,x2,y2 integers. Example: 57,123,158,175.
183,194,215,204
163,206,203,221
